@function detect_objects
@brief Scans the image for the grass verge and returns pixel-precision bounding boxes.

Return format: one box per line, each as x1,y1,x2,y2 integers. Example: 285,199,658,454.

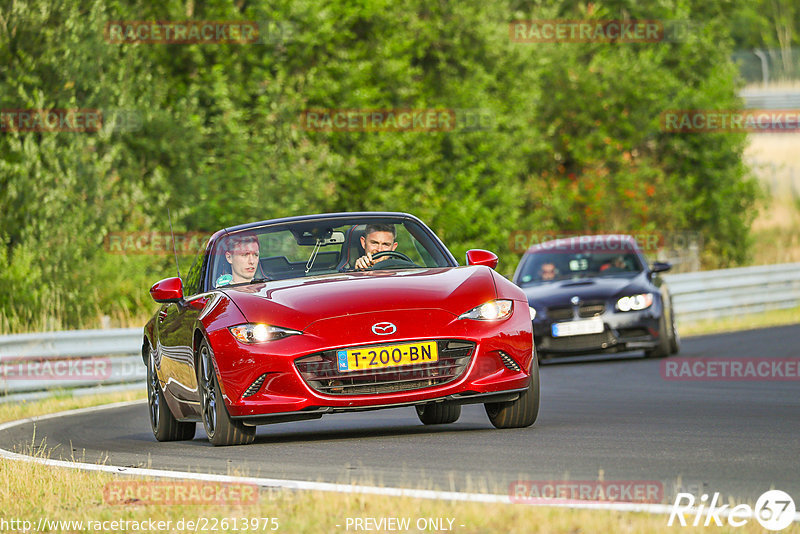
679,305,800,337
1,391,796,533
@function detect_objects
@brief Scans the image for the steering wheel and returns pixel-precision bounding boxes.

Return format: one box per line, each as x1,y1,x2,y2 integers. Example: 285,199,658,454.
340,250,416,272
371,251,414,263
369,250,418,270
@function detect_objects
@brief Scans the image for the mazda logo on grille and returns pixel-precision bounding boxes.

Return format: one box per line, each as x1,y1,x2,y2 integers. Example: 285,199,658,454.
571,296,580,305
371,322,396,335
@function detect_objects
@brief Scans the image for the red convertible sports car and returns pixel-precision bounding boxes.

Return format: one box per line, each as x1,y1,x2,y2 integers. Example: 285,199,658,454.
144,212,539,445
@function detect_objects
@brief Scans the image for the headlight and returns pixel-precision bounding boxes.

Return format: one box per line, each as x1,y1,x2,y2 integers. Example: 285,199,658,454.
229,323,302,343
459,299,514,320
616,293,654,312
529,306,537,320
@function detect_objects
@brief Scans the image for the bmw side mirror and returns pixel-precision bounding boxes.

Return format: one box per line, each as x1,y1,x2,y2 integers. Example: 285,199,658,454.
150,277,184,303
466,249,499,270
650,262,672,274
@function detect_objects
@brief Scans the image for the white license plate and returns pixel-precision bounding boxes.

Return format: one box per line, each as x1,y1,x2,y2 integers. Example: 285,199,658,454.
551,317,604,337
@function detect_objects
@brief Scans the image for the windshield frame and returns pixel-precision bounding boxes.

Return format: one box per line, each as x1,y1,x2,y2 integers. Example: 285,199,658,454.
201,212,457,292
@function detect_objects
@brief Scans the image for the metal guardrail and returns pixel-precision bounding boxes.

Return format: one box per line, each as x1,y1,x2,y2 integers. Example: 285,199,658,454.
0,263,798,400
664,262,800,322
740,89,800,109
0,328,143,402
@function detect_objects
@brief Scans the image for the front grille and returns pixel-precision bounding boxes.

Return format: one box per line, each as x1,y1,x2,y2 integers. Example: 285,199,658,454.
295,340,475,396
541,330,616,351
578,302,606,317
548,302,605,320
547,306,574,321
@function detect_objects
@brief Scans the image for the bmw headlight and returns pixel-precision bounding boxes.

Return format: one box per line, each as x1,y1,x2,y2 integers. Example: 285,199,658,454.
229,323,302,343
616,293,654,312
459,299,514,320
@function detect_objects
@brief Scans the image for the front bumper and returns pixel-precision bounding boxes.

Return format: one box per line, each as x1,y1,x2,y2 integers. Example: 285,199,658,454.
206,306,534,418
230,388,528,425
534,309,662,356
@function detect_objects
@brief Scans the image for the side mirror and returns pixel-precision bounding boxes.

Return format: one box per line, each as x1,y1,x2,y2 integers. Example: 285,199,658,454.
650,262,672,274
466,249,499,270
150,277,184,303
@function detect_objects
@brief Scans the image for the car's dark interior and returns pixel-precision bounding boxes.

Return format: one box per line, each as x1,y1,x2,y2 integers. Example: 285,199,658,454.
336,224,367,271
211,222,439,287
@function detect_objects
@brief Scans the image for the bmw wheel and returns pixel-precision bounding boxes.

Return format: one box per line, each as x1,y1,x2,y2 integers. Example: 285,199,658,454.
645,314,671,359
669,301,680,354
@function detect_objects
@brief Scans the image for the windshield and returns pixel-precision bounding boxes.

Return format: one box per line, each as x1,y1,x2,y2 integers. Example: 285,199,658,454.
209,217,451,287
517,250,643,286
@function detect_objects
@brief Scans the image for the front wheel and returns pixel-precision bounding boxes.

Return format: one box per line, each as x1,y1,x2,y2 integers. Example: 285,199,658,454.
485,356,540,429
197,340,256,446
147,348,195,441
416,402,461,425
669,304,680,354
645,314,671,359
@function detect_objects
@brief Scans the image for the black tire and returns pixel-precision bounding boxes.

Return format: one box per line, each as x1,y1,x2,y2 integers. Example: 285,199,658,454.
415,402,461,425
645,313,671,359
485,356,540,429
147,347,196,442
197,340,256,446
669,303,680,355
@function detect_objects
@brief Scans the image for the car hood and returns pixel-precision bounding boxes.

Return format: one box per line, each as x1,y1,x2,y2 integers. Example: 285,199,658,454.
521,273,650,307
218,266,497,330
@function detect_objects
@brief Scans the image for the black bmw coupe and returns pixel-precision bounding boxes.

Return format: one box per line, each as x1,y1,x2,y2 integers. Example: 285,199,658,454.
512,235,679,360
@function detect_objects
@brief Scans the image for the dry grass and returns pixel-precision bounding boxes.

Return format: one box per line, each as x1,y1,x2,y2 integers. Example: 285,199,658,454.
0,390,146,425
0,310,152,336
1,392,798,533
679,305,800,337
744,81,800,90
745,133,800,264
1,458,792,533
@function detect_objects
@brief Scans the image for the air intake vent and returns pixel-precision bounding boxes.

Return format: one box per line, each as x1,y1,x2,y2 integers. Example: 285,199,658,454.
499,351,521,372
243,373,268,397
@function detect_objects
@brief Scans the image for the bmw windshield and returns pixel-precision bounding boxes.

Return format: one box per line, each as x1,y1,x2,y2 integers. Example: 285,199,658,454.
517,246,644,287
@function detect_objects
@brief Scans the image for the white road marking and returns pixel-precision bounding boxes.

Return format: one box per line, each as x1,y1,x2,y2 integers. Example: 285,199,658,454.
0,401,798,522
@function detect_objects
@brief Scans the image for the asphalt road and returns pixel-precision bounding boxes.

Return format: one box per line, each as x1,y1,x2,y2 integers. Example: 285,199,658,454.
2,325,798,503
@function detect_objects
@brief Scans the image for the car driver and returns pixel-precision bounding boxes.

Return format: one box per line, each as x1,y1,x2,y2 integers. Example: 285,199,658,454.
354,224,398,270
216,234,259,286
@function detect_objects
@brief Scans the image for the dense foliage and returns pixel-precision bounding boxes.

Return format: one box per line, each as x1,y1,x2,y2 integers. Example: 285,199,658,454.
0,0,766,330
